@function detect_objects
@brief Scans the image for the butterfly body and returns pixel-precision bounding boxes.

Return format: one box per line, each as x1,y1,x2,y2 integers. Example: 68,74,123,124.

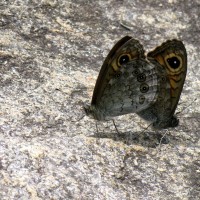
85,36,187,129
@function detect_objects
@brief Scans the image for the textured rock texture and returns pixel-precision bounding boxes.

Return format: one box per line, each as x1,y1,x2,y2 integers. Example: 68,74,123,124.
0,0,199,199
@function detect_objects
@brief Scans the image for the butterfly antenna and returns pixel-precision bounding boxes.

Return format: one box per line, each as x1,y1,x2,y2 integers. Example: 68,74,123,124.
76,114,85,122
158,130,169,151
176,98,197,116
141,123,152,134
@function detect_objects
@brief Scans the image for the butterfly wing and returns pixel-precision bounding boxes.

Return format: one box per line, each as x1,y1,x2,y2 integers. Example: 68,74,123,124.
88,36,159,120
92,36,145,105
99,59,159,119
145,39,187,128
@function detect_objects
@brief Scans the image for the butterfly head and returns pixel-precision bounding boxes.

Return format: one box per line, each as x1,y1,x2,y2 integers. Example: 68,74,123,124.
84,104,106,121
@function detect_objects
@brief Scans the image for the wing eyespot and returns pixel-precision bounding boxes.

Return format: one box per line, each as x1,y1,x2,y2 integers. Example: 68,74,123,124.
167,56,180,69
160,75,167,82
133,69,140,75
115,71,122,79
137,73,146,82
118,54,131,66
139,95,145,104
140,83,149,93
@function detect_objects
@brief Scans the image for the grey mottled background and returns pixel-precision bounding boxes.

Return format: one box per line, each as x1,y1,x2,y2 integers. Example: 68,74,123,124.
0,0,199,199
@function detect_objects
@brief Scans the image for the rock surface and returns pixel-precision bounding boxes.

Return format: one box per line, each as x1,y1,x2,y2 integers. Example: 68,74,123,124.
0,0,199,199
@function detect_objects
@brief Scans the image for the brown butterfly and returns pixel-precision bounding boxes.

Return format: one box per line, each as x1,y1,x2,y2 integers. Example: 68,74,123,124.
84,36,187,129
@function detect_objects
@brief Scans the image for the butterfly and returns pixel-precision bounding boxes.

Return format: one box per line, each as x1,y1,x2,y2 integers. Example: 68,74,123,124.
84,36,187,129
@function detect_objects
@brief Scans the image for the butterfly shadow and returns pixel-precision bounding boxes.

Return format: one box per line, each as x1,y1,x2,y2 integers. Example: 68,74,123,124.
89,127,177,148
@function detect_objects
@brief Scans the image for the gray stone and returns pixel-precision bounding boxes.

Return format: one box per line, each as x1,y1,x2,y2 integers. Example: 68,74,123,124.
0,0,199,199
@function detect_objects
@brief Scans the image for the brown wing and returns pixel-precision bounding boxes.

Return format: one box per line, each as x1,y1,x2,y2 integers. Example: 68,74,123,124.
92,36,145,105
147,39,187,117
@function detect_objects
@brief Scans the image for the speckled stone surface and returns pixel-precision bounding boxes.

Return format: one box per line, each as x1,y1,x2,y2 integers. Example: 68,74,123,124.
0,0,199,199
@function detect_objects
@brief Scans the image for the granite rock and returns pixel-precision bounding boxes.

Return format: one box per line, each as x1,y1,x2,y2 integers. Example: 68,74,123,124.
0,0,199,199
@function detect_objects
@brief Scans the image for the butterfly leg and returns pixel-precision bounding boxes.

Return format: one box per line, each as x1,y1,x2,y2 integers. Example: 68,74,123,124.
112,120,121,135
94,121,102,144
176,98,197,115
95,121,99,134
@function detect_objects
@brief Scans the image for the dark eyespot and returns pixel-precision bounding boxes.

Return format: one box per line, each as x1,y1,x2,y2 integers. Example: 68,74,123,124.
139,95,145,104
133,69,140,75
137,73,146,82
115,72,121,78
140,83,149,93
167,57,180,69
118,54,130,65
161,76,166,82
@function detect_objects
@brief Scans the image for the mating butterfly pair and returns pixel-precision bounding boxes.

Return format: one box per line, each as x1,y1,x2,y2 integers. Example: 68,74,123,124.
85,36,187,129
